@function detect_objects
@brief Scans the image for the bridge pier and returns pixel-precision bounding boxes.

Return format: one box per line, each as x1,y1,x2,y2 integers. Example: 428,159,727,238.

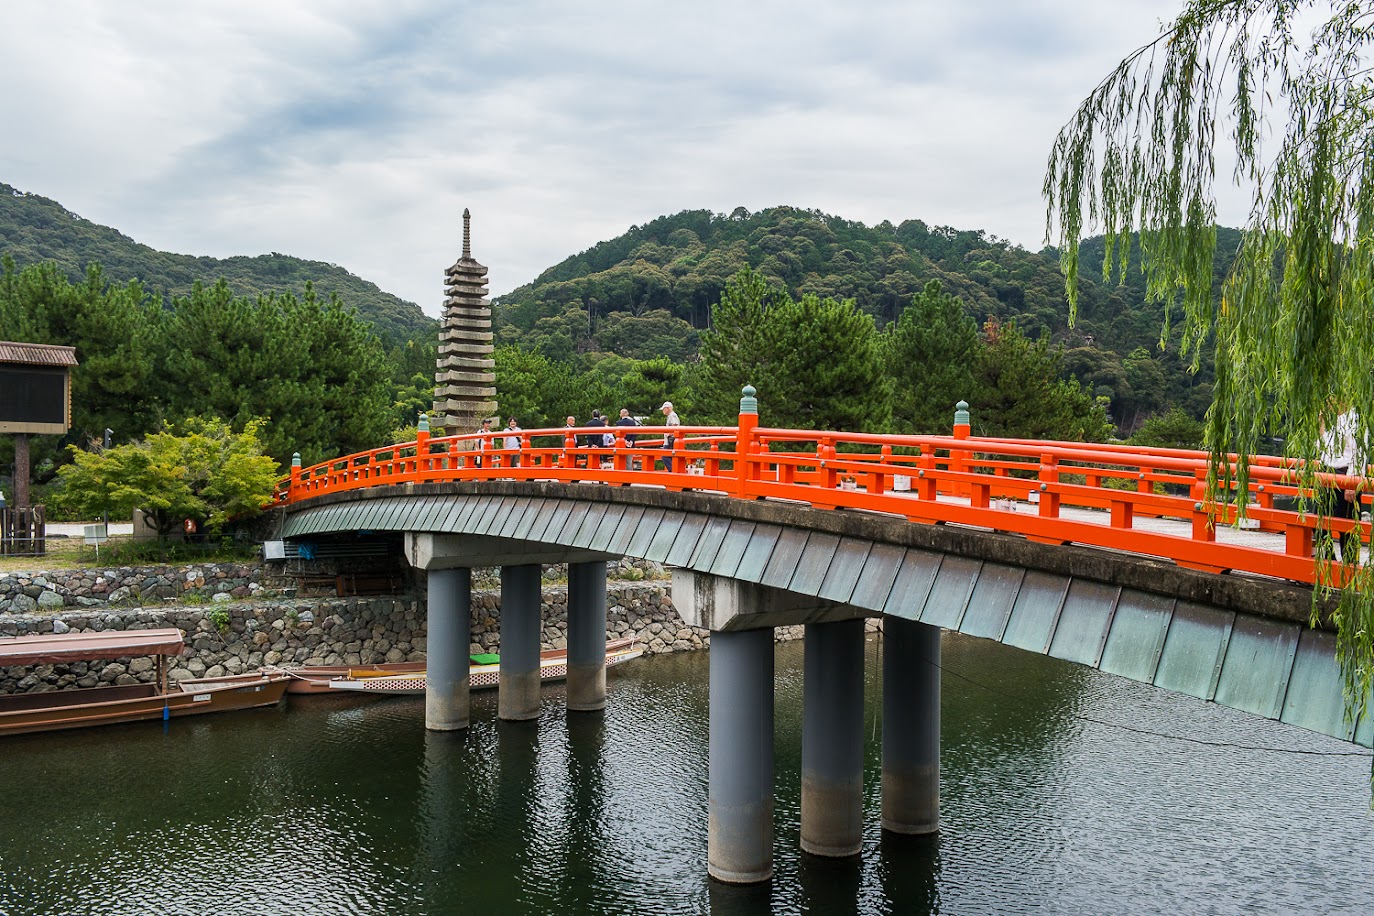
708,626,775,884
801,618,865,857
567,560,608,712
881,617,940,834
425,567,471,731
498,564,543,721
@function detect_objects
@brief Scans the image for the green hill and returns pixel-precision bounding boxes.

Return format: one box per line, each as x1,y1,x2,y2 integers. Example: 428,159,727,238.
495,206,1233,428
0,182,435,343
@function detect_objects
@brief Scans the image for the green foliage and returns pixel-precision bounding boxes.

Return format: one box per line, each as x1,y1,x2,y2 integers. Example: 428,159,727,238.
0,183,434,343
595,310,699,362
56,417,279,538
691,268,891,430
972,320,1112,442
618,358,686,419
495,207,1222,429
693,269,790,421
208,607,230,633
1129,408,1206,451
1045,0,1374,715
886,280,979,433
0,258,415,477
97,537,259,567
761,293,892,433
0,258,163,470
152,279,392,466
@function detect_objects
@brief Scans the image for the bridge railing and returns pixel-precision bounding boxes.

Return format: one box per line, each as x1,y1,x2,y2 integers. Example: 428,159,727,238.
277,401,1367,588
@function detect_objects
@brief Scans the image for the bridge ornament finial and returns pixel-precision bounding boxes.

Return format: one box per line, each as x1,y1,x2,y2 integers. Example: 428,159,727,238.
417,413,430,433
954,400,970,426
291,452,301,468
740,385,758,416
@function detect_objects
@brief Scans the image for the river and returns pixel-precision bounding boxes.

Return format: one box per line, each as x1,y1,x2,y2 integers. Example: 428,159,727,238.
1,633,1370,915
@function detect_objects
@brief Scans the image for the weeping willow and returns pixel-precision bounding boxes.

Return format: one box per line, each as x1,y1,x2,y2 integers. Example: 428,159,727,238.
1045,0,1374,722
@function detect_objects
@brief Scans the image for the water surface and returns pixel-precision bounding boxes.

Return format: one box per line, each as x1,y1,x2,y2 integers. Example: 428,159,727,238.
1,634,1370,915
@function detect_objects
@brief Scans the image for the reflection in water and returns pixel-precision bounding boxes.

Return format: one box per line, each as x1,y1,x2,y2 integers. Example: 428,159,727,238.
707,877,775,916
560,711,608,913
798,852,864,916
0,635,1371,915
415,728,469,909
876,832,941,916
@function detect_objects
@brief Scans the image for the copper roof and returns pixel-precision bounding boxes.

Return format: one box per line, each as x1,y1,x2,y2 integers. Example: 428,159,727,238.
0,628,185,666
0,341,78,367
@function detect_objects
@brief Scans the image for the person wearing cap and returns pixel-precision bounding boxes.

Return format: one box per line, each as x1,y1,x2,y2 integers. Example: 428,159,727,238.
660,401,680,453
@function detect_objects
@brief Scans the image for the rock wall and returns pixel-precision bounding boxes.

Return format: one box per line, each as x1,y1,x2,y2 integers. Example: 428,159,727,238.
0,563,267,613
0,582,703,694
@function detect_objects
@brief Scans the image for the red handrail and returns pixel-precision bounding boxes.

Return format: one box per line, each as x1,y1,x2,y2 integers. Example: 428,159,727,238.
276,411,1367,589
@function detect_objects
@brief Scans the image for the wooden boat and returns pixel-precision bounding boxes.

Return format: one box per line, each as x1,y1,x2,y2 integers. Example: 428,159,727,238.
0,628,290,737
261,661,428,695
327,637,644,696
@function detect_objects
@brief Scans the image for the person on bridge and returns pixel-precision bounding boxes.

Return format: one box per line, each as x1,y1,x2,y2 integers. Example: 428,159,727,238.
473,417,493,468
503,417,522,468
565,416,585,468
616,408,639,446
1320,406,1365,560
585,409,607,448
660,401,680,451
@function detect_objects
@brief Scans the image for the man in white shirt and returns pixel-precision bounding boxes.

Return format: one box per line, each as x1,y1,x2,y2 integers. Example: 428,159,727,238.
660,401,680,451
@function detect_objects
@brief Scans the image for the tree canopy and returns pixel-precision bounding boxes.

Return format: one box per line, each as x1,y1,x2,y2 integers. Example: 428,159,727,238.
57,417,278,538
496,206,1223,431
0,259,401,472
0,183,434,343
1044,0,1374,714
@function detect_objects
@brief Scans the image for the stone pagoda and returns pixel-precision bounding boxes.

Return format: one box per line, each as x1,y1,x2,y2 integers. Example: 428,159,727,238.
431,209,497,433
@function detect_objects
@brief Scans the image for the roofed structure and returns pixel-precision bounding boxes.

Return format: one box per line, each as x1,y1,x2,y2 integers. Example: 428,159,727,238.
431,209,497,433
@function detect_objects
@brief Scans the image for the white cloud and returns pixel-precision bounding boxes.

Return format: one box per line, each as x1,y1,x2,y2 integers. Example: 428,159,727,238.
1,0,1197,314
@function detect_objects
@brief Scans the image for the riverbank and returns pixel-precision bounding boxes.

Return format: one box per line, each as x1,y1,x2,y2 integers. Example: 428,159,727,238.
0,577,696,694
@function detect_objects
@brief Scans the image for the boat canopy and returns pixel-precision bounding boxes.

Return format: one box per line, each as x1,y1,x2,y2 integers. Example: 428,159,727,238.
0,628,186,667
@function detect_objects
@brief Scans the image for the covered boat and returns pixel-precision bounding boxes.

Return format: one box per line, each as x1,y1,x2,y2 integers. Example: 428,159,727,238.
0,628,289,736
327,637,644,696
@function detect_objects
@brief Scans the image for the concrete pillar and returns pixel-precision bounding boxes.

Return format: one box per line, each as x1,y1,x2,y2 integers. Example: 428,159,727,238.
425,567,471,731
801,618,865,857
881,617,940,834
708,626,775,884
498,564,543,721
566,560,607,712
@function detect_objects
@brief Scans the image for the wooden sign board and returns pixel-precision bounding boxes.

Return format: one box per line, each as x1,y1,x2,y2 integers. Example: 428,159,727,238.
0,342,77,435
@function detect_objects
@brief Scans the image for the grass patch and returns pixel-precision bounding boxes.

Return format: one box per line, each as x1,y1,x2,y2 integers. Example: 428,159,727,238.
0,534,259,575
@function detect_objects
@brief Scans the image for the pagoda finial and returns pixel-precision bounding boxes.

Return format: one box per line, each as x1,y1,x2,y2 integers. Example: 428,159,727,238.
462,208,471,260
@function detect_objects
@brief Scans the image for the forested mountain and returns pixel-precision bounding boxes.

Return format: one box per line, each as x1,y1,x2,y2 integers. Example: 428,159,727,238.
495,206,1239,429
0,182,434,342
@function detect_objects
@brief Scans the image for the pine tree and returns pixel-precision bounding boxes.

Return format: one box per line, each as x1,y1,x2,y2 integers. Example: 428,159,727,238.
885,279,978,434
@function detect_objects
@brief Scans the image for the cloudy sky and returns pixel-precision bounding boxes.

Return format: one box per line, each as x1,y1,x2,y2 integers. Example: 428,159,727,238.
3,1,1198,314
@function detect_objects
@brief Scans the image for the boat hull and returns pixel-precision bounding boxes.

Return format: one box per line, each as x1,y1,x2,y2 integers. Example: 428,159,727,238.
329,639,644,696
0,675,290,737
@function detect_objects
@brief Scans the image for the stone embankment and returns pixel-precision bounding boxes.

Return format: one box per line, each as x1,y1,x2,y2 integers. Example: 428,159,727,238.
0,573,700,694
0,563,265,613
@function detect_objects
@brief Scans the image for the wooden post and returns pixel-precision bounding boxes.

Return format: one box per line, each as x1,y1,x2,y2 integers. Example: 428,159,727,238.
13,433,29,508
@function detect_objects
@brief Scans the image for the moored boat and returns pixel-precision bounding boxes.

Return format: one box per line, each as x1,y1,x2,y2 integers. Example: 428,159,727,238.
0,628,289,737
327,637,644,696
261,661,428,695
